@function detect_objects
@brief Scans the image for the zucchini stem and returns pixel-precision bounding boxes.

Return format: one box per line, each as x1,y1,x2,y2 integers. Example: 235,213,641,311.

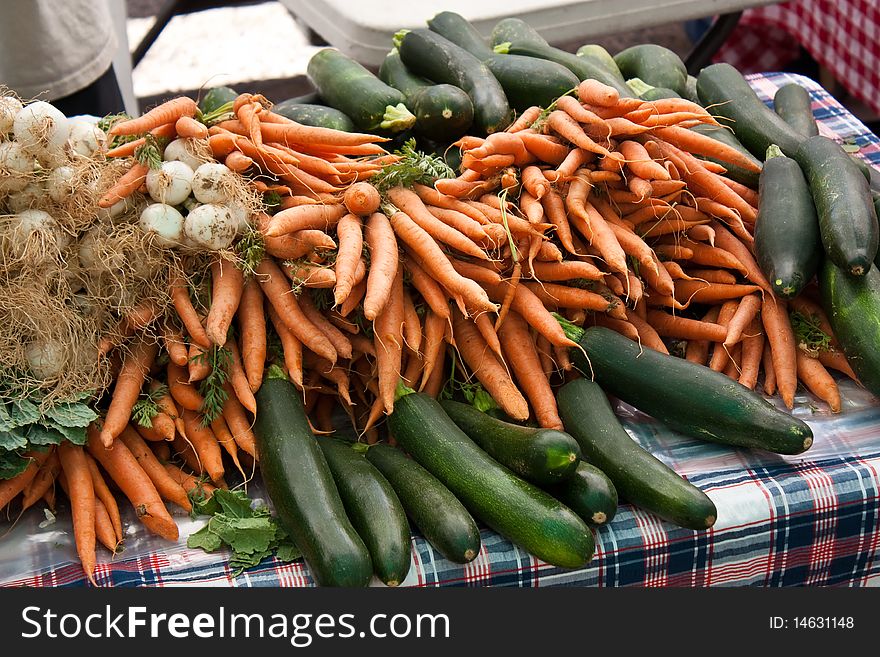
552,312,585,343
765,144,784,160
493,41,511,54
380,103,417,132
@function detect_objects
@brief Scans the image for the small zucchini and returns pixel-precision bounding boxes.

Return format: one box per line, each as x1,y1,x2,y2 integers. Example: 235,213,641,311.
773,83,818,137
543,461,618,528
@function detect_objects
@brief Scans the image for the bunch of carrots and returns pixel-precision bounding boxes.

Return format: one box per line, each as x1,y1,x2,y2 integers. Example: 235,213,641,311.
1,78,857,582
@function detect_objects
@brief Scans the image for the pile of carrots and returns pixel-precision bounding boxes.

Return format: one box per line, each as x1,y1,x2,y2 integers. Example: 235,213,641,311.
1,78,857,583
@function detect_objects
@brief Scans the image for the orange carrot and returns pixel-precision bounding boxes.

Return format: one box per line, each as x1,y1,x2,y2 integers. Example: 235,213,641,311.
577,79,620,107
674,281,762,305
796,350,841,412
343,181,381,216
392,212,498,315
181,410,226,484
21,450,61,511
547,111,616,159
404,254,451,319
683,268,738,285
221,383,258,460
175,115,208,139
205,258,244,346
163,463,216,500
362,211,400,320
541,188,577,253
332,212,364,306
58,443,96,583
98,162,149,208
101,336,158,447
483,280,576,349
499,312,564,429
85,455,122,542
226,338,257,415
374,263,405,414
134,410,176,442
651,125,762,173
167,361,204,414
452,308,529,421
739,317,765,390
237,277,267,393
162,322,189,367
264,204,346,238
94,497,120,553
169,273,211,348
527,259,604,281
646,310,728,341
624,309,669,353
255,257,338,363
684,306,720,365
298,291,353,360
187,341,211,383
119,425,192,511
711,222,773,292
762,296,798,409
566,174,627,273
110,96,198,136
724,294,762,346
86,424,178,541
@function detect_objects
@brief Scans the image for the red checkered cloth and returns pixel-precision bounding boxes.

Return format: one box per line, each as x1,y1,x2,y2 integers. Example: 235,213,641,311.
715,0,880,115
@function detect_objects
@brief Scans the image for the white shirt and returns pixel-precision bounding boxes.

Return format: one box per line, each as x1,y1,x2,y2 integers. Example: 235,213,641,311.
0,0,118,100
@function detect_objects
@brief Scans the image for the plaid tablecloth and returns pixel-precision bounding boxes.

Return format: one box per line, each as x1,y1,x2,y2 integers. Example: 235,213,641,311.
716,1,880,115
2,72,880,588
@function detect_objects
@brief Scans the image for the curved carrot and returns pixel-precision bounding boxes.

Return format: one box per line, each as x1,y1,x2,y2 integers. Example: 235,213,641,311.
237,278,267,393
724,294,763,346
110,96,198,136
101,336,159,447
170,273,211,348
187,341,211,383
175,115,208,139
419,310,448,392
404,254,451,319
646,310,727,341
507,106,542,132
134,411,176,442
98,162,149,208
577,79,620,107
205,258,245,346
85,454,123,542
21,450,61,511
452,308,529,421
298,291,353,360
163,463,217,500
87,424,178,541
738,317,765,390
94,498,120,553
333,213,364,306
58,443,96,583
374,263,405,415
264,204,346,238
499,312,563,429
221,382,258,460
363,211,400,321
167,361,205,411
267,304,303,388
226,338,257,415
547,111,616,159
796,350,841,413
181,410,226,485
255,257,337,364
119,425,192,512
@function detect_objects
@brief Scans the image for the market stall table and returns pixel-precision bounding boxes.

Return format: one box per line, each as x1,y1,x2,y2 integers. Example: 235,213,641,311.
2,72,879,588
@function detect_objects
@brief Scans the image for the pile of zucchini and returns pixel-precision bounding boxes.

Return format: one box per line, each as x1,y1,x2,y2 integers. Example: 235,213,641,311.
696,64,880,397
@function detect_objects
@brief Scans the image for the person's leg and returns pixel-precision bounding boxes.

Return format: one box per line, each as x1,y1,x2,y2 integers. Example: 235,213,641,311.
51,65,126,118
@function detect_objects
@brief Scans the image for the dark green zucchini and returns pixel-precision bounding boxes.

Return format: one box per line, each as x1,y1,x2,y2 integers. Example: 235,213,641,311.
683,75,700,104
690,123,761,188
440,399,580,485
754,145,821,298
793,135,878,276
773,83,818,137
560,323,814,455
397,28,511,134
576,44,624,81
819,261,880,398
640,86,682,101
543,461,618,528
391,391,595,569
306,48,416,132
364,443,481,564
557,379,716,530
199,86,237,114
696,63,805,158
379,48,475,141
271,101,355,132
490,18,631,97
317,439,411,587
252,378,372,587
427,12,579,112
613,44,688,96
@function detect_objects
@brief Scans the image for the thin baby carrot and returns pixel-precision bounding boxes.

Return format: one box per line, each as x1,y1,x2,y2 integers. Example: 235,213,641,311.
58,442,96,583
101,336,158,447
119,425,192,512
762,296,798,409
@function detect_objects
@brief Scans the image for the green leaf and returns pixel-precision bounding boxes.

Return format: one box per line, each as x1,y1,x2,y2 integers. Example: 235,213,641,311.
25,423,65,446
187,524,224,552
44,402,98,428
214,516,277,555
0,451,30,479
0,427,28,451
274,541,302,563
45,421,87,445
0,405,15,433
213,489,255,519
10,399,41,428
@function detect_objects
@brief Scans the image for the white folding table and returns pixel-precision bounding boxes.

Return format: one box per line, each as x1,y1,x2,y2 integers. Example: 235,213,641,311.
276,0,781,69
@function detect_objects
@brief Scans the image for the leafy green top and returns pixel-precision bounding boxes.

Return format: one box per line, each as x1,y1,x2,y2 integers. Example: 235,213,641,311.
194,346,232,426
131,384,169,429
790,310,832,356
371,138,454,194
187,488,301,576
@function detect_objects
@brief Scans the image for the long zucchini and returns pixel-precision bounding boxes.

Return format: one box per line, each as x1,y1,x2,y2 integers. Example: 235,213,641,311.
397,28,512,134
560,323,814,455
754,145,821,298
440,399,581,485
253,378,372,587
794,135,878,276
317,439,411,587
306,48,416,132
557,379,716,530
391,391,595,569
696,63,804,158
